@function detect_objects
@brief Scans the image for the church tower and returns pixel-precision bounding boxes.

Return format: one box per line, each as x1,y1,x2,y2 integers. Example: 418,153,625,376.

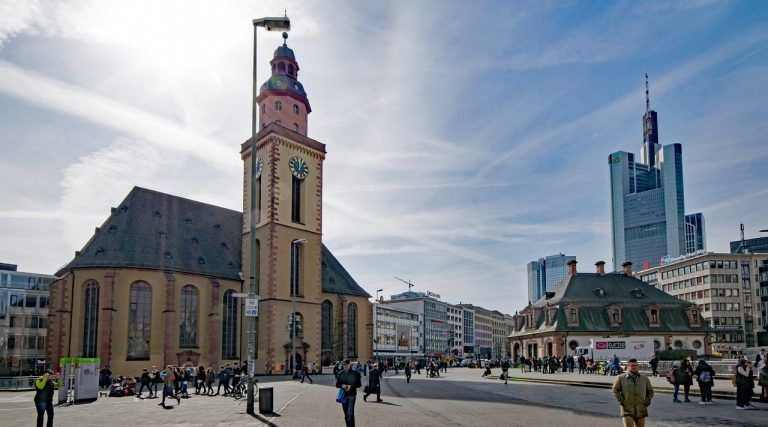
241,33,325,374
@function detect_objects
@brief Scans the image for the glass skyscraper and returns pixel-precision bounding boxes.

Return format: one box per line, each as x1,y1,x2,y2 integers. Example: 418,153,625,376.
685,213,707,254
610,87,700,272
527,254,576,303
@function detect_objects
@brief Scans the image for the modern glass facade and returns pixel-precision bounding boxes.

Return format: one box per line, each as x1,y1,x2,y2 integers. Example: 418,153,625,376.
685,213,706,254
0,264,55,376
610,106,692,271
373,304,422,363
527,254,575,303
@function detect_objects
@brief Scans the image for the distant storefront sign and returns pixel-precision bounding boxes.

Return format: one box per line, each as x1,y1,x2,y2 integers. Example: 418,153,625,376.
595,341,626,350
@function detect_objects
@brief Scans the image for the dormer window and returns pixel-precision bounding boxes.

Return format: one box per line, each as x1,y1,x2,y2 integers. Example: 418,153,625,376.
568,308,577,323
608,305,622,327
651,309,658,324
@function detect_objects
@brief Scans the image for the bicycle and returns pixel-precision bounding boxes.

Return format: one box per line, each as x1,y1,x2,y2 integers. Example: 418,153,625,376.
231,375,257,400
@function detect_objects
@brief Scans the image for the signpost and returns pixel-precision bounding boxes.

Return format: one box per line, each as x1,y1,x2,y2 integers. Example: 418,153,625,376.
245,297,259,317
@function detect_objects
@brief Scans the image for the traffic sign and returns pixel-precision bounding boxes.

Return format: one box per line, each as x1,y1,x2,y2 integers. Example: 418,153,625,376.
245,297,259,317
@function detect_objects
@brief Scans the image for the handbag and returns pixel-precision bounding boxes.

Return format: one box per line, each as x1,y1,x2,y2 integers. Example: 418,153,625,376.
336,388,347,404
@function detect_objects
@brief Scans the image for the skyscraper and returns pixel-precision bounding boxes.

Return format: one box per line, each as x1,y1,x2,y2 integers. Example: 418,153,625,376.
527,254,576,303
610,76,693,271
685,212,706,254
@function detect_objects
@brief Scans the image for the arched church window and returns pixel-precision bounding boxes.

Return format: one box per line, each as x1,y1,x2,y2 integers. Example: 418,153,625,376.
127,281,152,360
275,101,282,111
322,300,333,348
82,280,99,358
347,303,358,357
278,62,286,73
222,290,238,359
179,285,199,347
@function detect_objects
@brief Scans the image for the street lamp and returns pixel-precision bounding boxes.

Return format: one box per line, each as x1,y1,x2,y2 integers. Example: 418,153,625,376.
247,14,290,416
291,238,307,380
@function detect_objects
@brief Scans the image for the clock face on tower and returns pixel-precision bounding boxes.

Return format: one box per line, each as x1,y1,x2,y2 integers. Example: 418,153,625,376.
289,156,309,179
254,156,263,178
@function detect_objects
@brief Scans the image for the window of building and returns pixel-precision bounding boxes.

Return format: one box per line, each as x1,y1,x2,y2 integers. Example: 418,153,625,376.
321,300,332,349
612,308,620,323
278,62,285,73
293,123,299,132
222,290,238,359
291,175,303,223
275,101,282,111
127,281,152,360
179,285,199,348
347,303,358,358
293,104,300,114
650,309,659,324
82,280,100,358
290,242,302,297
288,64,294,76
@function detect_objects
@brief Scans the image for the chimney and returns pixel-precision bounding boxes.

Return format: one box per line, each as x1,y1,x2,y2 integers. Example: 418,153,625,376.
595,260,606,276
622,261,633,276
567,259,577,276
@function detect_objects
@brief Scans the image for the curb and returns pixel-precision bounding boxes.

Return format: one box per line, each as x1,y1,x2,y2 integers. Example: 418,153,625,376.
503,376,738,400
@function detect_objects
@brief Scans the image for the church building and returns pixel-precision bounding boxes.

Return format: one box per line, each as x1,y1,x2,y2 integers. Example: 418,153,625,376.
47,34,372,376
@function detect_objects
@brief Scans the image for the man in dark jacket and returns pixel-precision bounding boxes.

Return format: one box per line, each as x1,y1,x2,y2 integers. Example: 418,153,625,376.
501,359,510,384
363,363,382,402
649,353,659,377
578,354,587,374
34,370,55,427
137,368,151,398
336,360,362,427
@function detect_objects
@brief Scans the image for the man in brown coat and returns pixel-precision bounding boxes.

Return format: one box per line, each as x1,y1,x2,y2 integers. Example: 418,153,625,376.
612,358,654,427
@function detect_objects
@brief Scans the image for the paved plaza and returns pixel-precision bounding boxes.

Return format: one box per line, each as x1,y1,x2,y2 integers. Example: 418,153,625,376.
2,368,766,426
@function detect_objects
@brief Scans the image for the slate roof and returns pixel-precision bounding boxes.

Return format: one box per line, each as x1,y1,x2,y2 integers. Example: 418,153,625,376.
321,245,371,298
57,187,370,298
513,272,711,335
57,187,243,280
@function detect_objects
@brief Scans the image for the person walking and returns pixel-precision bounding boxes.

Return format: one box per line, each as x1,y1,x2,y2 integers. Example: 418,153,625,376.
612,358,654,427
672,359,694,403
649,352,659,377
99,365,112,390
160,365,180,408
519,356,527,373
205,366,216,395
735,358,756,409
34,370,55,427
758,359,768,403
364,363,382,402
405,363,412,383
578,353,586,375
216,365,229,395
137,368,151,398
336,360,362,427
301,363,314,384
501,359,510,384
694,359,715,405
150,366,161,398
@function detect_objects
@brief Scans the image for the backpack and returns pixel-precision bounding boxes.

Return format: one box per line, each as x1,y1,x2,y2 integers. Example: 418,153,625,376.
699,370,711,383
666,367,676,384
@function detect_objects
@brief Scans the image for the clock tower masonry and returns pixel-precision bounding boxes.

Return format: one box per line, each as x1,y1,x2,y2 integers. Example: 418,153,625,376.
241,32,326,374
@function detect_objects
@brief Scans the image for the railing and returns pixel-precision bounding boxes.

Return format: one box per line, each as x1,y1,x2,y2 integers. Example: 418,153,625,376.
0,376,37,391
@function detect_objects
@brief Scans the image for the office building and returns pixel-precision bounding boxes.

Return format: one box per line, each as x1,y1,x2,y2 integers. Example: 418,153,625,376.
372,303,422,365
609,82,702,271
447,304,464,357
731,225,768,254
685,213,706,254
387,291,449,359
473,306,494,359
457,304,475,358
527,254,576,303
0,263,55,376
638,252,768,354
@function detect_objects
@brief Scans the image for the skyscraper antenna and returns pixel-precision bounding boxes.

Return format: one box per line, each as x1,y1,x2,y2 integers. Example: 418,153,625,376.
645,73,650,113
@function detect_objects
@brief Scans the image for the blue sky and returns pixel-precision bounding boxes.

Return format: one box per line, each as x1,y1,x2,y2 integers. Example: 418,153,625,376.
1,1,767,314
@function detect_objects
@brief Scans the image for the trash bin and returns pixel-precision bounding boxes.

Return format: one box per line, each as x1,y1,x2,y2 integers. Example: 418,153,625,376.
259,387,274,414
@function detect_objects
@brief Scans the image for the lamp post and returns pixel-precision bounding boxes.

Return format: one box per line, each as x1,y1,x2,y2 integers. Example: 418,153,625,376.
374,289,383,364
290,238,307,379
247,14,290,415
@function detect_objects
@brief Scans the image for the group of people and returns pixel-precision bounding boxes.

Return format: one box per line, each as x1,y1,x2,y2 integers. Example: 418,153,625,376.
98,362,248,407
518,354,576,373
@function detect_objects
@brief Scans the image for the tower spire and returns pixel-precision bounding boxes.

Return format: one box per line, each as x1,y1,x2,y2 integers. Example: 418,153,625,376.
645,73,650,113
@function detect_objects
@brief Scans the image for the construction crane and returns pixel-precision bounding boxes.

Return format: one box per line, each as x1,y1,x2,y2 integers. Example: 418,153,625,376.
394,276,415,293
